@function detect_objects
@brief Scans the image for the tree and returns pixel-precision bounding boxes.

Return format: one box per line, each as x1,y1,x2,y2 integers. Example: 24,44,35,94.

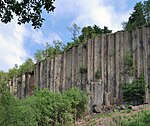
0,71,7,83
8,65,19,79
79,25,112,42
0,0,55,28
34,49,45,62
125,2,146,31
122,75,146,105
45,40,63,58
68,23,80,42
18,58,35,75
144,0,150,24
79,26,93,42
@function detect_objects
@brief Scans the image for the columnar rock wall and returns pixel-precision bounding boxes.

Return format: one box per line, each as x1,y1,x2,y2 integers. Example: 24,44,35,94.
10,26,150,109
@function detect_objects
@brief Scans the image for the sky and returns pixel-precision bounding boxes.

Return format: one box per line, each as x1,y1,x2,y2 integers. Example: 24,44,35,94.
0,0,144,72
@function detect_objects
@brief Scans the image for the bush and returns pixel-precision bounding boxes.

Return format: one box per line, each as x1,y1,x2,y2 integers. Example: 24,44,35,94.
63,88,88,121
122,75,146,105
95,69,101,80
123,52,134,76
0,84,88,126
79,66,87,74
116,110,150,126
0,82,37,126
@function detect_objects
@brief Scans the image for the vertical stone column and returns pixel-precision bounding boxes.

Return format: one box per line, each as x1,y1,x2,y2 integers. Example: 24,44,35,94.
114,32,121,103
143,27,149,103
107,33,115,105
43,60,47,88
56,54,62,92
54,56,58,92
71,47,76,87
77,44,83,89
62,52,66,91
68,50,72,89
119,31,124,104
20,74,25,99
146,27,150,94
46,58,50,89
82,43,88,90
50,58,54,92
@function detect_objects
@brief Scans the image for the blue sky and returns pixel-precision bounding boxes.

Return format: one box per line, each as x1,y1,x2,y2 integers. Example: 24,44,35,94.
0,0,144,71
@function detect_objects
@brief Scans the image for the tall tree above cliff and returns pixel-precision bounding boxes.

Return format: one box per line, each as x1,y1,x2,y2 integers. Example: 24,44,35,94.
0,0,55,28
125,2,146,31
79,25,112,42
144,0,150,24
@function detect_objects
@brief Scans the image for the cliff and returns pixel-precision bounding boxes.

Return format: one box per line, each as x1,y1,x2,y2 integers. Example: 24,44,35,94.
9,26,150,111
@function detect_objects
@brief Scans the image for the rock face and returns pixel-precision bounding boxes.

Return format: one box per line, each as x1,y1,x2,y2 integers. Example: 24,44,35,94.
9,26,150,110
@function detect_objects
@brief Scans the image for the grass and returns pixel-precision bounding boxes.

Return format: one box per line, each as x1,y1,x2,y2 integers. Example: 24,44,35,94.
75,104,150,126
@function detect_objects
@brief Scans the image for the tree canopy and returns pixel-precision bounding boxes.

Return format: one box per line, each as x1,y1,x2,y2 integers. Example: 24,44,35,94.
124,0,150,31
0,0,55,28
125,2,146,31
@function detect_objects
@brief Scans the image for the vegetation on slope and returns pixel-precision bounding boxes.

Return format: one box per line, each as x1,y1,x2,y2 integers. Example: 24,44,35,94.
75,105,150,126
0,82,88,126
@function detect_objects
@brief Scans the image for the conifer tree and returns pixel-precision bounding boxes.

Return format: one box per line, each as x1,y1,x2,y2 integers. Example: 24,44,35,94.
125,2,146,31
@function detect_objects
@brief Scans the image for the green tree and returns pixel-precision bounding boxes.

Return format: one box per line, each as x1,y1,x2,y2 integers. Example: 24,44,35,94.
34,49,45,62
18,58,35,75
103,26,112,34
0,0,55,28
122,75,146,105
79,25,112,42
34,41,63,61
63,88,88,122
125,2,146,31
79,26,93,42
7,64,19,79
144,0,150,24
0,71,8,82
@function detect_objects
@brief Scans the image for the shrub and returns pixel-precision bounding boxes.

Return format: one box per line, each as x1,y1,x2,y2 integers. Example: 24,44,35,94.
63,88,88,121
79,66,87,74
0,84,88,126
95,69,101,80
122,75,146,105
123,52,135,76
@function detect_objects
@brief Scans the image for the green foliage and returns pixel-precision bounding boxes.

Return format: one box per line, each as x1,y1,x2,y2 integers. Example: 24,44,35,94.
0,81,36,126
63,88,88,120
7,64,19,79
0,70,8,82
0,0,55,28
34,41,63,62
114,110,150,126
144,0,150,24
7,58,34,80
125,2,146,31
0,84,88,126
64,25,112,51
22,89,73,126
34,49,45,62
122,75,146,105
123,52,134,76
46,40,63,58
80,66,87,74
79,25,112,43
18,58,35,75
95,69,101,80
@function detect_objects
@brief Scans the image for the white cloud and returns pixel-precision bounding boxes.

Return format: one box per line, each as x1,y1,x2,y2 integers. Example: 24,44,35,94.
25,27,62,46
55,0,132,32
0,21,28,71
